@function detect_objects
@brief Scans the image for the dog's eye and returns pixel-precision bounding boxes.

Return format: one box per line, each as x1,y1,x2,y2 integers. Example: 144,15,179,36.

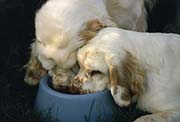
90,70,102,76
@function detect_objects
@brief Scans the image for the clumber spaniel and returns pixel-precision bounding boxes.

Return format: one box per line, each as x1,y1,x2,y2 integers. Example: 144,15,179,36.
24,0,156,89
74,27,180,122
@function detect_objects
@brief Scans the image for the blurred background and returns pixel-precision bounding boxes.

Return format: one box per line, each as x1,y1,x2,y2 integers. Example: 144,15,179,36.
0,0,179,121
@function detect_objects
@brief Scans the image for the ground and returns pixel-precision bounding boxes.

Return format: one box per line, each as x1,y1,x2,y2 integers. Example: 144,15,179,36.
0,0,179,122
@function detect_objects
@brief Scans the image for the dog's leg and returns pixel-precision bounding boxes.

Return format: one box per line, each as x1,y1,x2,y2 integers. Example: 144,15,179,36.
134,111,180,122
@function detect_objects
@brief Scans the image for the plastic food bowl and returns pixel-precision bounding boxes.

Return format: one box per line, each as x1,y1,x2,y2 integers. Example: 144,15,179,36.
34,75,119,122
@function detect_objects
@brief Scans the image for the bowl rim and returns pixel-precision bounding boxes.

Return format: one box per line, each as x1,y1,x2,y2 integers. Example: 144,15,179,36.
39,75,110,98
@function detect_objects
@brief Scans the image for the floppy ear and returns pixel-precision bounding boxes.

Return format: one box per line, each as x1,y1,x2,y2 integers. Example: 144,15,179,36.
105,51,145,101
80,19,104,41
105,55,122,95
122,51,145,97
108,63,119,94
86,19,104,32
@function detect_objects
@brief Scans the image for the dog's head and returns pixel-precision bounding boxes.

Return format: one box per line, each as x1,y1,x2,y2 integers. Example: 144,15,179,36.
74,42,145,107
73,50,110,92
35,16,109,89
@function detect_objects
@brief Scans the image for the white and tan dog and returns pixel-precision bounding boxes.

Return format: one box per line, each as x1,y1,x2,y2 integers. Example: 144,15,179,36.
24,0,156,89
74,27,180,122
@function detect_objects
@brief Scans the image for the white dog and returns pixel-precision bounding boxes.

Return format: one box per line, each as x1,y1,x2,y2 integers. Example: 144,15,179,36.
74,27,180,122
24,0,156,89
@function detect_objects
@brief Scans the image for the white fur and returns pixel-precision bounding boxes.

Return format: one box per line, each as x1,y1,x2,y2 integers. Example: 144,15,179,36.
30,0,155,87
106,0,147,31
77,27,180,119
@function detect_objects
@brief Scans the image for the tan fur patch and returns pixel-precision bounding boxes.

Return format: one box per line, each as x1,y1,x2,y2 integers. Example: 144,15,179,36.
79,31,97,41
24,56,47,85
107,59,129,95
108,62,133,101
121,51,145,98
80,19,104,41
106,51,145,102
109,65,119,94
86,19,104,32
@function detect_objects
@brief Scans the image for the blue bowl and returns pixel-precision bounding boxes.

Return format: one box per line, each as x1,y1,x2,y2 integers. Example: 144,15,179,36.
34,75,119,122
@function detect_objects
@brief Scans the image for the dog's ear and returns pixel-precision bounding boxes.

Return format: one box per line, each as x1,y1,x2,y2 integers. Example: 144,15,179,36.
105,54,133,103
105,51,145,102
122,51,145,97
80,19,104,41
105,55,122,95
108,63,119,94
86,19,104,32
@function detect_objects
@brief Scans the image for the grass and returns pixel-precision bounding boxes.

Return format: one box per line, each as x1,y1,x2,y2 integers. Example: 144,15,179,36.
0,1,45,121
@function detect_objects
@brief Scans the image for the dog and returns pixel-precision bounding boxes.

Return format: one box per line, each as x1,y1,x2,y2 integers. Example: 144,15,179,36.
74,27,180,122
24,0,156,89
